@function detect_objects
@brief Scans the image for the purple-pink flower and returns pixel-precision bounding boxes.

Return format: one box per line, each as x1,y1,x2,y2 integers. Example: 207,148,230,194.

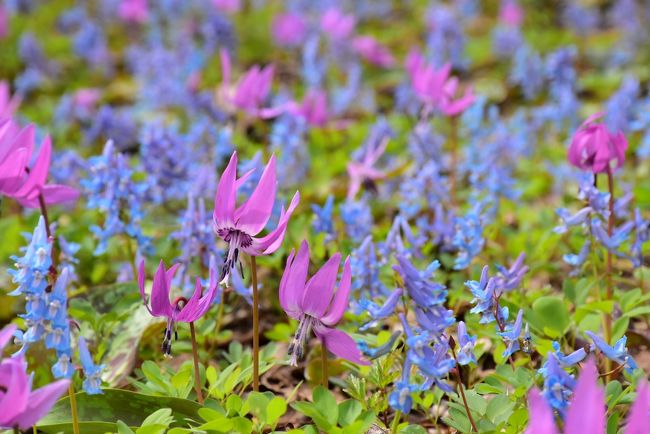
353,36,395,68
406,50,475,116
0,81,20,120
0,119,79,208
320,8,356,40
138,260,218,356
499,0,524,27
568,112,628,174
272,13,307,47
217,50,277,118
525,358,649,434
118,0,148,24
280,240,369,366
0,324,70,430
347,137,388,200
212,0,240,14
213,151,300,281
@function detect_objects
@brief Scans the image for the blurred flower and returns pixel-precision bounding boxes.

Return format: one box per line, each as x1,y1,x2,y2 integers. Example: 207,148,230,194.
340,198,373,243
568,113,628,174
138,260,218,356
311,195,335,242
499,0,523,26
118,0,148,24
272,12,307,47
352,36,394,68
321,8,356,40
213,152,300,282
540,352,576,412
280,240,368,365
426,5,467,68
78,337,104,395
0,81,21,119
456,321,477,365
212,0,240,14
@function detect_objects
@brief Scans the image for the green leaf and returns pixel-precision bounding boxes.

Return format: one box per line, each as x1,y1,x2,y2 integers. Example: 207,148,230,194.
532,296,570,336
38,422,120,434
117,421,136,434
313,386,339,427
266,397,287,427
37,389,201,432
226,394,243,416
140,408,173,427
338,400,362,426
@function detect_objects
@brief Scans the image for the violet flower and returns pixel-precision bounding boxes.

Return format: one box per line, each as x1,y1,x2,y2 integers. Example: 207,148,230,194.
352,36,394,68
280,240,368,366
0,324,70,430
347,137,388,200
568,112,628,174
320,8,356,41
0,81,20,119
217,50,276,118
138,260,218,356
213,151,300,282
0,119,79,208
118,0,148,24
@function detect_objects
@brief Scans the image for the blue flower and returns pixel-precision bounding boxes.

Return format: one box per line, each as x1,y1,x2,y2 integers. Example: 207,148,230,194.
494,252,528,294
340,198,373,243
350,236,386,296
456,321,477,365
498,308,523,358
551,341,587,367
509,45,544,100
563,239,591,276
585,332,638,373
540,353,576,412
311,195,335,242
78,337,104,395
394,256,447,309
358,288,403,330
452,204,486,270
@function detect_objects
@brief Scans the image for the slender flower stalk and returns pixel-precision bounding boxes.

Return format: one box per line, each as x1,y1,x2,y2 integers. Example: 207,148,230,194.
189,322,204,404
449,336,478,432
604,166,615,351
251,256,260,391
321,343,329,388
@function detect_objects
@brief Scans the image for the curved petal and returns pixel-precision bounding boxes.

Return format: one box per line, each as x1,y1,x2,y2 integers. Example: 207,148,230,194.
178,277,218,322
314,324,369,365
321,256,351,326
213,151,238,229
0,148,27,192
15,378,70,429
13,135,52,199
624,382,650,434
279,240,309,320
524,388,558,434
0,123,34,164
150,260,172,317
245,190,300,255
301,253,341,319
0,358,30,426
565,358,605,434
235,154,277,235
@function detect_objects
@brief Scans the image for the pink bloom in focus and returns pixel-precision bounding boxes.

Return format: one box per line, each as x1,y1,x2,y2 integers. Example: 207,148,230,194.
0,81,21,120
118,0,148,24
321,8,356,40
0,119,79,208
212,0,240,14
352,36,395,68
272,13,307,47
213,151,300,282
347,137,388,200
525,358,605,434
217,49,276,118
406,50,475,116
0,324,70,430
499,0,524,27
138,260,218,356
280,240,369,366
568,112,628,174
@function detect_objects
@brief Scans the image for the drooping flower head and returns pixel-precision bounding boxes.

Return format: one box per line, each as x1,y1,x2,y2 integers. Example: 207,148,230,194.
138,260,218,356
280,240,368,366
0,119,79,208
213,151,300,282
0,324,70,430
568,112,628,174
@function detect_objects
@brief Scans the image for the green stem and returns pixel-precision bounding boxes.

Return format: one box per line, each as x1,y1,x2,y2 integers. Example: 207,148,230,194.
390,410,402,434
125,236,138,281
449,341,478,433
603,167,615,379
251,256,260,391
189,322,204,404
69,383,80,434
321,342,329,389
214,289,226,339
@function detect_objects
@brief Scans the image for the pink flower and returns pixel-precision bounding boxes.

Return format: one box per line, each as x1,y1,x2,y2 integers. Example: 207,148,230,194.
347,137,388,200
624,382,650,434
406,50,475,116
0,5,7,40
272,13,307,47
118,0,148,24
73,88,101,111
0,81,21,120
212,0,240,14
568,113,628,174
352,36,395,68
217,49,276,118
213,151,300,281
0,324,70,430
320,8,356,40
0,119,79,208
280,240,369,366
138,260,218,356
499,0,524,27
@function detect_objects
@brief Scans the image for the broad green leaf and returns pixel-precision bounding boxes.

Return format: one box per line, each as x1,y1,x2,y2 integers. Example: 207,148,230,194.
338,400,362,426
313,386,339,426
532,296,570,336
266,397,287,427
117,421,136,434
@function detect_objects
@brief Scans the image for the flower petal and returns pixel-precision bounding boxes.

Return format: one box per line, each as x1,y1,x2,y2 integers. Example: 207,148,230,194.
245,190,300,255
564,358,605,434
279,240,310,320
314,324,369,365
301,253,341,319
320,256,351,326
624,382,650,434
235,154,277,235
524,388,558,434
213,151,238,229
15,378,70,429
150,260,172,317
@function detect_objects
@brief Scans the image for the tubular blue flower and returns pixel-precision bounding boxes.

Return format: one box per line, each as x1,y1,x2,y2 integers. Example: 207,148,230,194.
585,332,638,373
540,353,576,412
350,235,386,295
340,198,373,243
452,204,486,269
311,195,335,242
456,321,477,365
78,336,104,395
630,209,649,268
393,256,447,309
388,359,418,413
590,218,633,253
358,288,403,328
551,341,587,367
494,252,528,294
0,348,70,430
279,240,368,366
138,260,218,356
212,151,300,282
498,308,523,358
563,239,591,275
358,331,401,359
